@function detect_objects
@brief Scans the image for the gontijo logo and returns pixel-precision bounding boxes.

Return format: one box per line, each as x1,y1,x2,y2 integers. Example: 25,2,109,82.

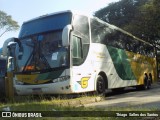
77,77,90,88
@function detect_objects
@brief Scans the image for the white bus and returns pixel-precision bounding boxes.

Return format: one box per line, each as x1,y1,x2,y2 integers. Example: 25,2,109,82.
3,10,157,95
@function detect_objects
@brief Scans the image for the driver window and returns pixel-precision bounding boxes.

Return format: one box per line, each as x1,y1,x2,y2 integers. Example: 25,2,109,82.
72,36,82,58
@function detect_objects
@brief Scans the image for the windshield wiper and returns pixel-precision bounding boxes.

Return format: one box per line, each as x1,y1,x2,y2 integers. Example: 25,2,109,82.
39,52,51,69
23,37,51,72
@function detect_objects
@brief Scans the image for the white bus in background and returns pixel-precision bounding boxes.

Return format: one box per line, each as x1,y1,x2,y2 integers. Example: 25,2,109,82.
3,10,157,95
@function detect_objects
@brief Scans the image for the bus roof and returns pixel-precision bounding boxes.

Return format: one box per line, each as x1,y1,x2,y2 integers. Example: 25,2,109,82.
23,10,72,24
22,10,152,47
23,10,93,24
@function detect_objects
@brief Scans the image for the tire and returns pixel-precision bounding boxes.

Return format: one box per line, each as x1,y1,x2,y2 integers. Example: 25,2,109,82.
96,75,105,96
147,73,152,89
136,74,149,90
147,80,151,89
143,74,148,90
143,73,152,90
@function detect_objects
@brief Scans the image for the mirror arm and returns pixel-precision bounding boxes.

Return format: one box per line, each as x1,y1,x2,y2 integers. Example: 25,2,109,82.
62,25,73,47
14,38,23,52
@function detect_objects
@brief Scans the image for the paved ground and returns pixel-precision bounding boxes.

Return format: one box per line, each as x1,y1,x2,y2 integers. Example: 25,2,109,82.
85,83,160,110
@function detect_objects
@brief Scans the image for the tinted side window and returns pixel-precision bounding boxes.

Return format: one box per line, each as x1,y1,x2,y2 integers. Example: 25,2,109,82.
73,15,89,43
72,15,90,65
91,18,111,43
91,18,155,57
72,36,83,65
72,36,82,58
91,18,125,49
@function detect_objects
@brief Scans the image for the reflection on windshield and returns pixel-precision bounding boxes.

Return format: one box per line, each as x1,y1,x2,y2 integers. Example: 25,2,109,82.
16,31,68,72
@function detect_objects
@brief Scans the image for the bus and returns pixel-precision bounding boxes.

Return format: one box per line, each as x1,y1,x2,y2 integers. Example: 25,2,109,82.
3,10,157,95
0,57,6,97
0,58,6,77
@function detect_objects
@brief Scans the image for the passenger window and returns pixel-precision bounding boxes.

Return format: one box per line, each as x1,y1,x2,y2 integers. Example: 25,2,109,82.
72,15,90,65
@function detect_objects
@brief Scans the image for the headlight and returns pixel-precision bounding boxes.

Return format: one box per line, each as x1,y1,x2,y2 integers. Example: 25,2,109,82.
15,80,24,85
52,79,59,83
52,76,70,83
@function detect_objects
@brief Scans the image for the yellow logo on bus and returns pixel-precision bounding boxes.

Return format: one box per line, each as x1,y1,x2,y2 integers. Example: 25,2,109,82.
80,77,90,88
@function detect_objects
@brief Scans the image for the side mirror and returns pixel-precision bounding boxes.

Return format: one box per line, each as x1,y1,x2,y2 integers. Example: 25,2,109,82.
3,37,23,61
2,38,15,56
14,38,23,59
62,25,73,47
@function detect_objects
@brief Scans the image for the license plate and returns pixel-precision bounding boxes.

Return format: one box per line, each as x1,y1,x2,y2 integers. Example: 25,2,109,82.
32,88,42,94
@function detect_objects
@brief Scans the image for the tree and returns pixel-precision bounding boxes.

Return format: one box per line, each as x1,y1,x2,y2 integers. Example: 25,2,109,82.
94,0,160,48
0,10,19,37
94,0,147,28
123,0,160,48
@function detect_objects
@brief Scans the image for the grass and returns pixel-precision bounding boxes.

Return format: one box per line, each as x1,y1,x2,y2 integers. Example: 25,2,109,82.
0,95,159,120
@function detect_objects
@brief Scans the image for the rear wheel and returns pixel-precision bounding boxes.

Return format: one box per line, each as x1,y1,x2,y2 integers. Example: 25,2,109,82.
147,73,152,89
143,74,148,90
147,80,151,89
136,74,150,90
96,75,105,96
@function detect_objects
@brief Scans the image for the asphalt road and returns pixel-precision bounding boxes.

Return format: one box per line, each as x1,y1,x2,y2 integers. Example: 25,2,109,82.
85,83,160,110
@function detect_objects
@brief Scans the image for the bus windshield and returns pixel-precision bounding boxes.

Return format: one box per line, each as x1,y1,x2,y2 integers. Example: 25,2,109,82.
16,12,71,72
16,31,69,72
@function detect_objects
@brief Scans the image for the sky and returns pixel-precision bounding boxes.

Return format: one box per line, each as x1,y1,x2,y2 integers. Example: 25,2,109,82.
0,0,119,48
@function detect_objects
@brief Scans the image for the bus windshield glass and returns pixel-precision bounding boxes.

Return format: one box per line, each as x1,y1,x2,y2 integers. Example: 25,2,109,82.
16,31,69,72
16,12,71,72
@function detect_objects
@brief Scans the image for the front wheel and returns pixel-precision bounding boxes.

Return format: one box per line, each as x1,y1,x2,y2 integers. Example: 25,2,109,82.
96,75,105,96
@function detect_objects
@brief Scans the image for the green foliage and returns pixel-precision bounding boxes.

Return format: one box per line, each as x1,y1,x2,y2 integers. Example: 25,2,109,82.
94,0,147,28
94,0,160,47
123,0,160,45
139,0,160,41
0,10,19,37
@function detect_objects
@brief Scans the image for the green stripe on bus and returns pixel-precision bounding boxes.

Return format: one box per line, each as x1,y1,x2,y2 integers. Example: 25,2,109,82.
107,46,136,80
37,69,65,80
